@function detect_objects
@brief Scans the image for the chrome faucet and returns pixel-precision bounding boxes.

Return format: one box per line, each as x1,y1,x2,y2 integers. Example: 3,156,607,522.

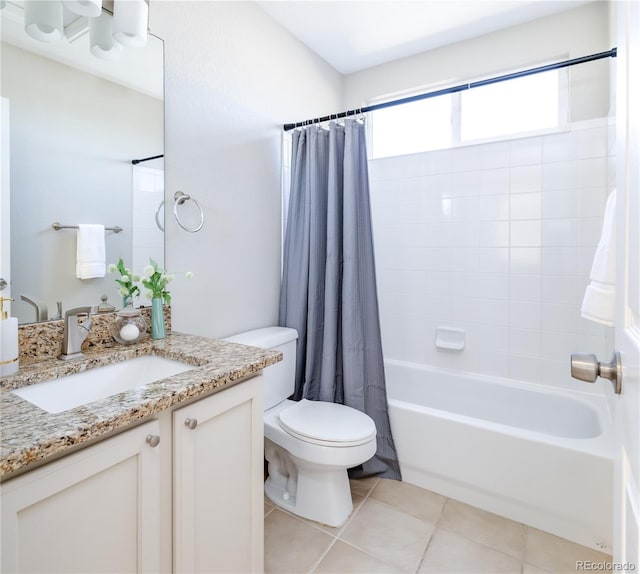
58,306,98,361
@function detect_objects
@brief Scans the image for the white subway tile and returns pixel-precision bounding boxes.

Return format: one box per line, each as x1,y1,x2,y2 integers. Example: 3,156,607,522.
480,168,510,195
478,221,509,247
542,160,579,191
469,323,509,354
510,274,542,302
480,142,511,169
510,247,542,274
510,137,542,166
579,217,604,246
542,247,579,275
511,193,542,220
447,222,478,247
510,220,542,247
542,189,579,219
453,297,509,325
542,303,579,333
579,187,608,217
509,301,542,329
510,165,542,193
476,247,510,274
542,131,579,163
542,218,579,247
578,245,598,277
578,157,607,188
578,126,607,159
476,194,510,221
452,197,479,222
426,173,454,198
509,355,542,383
452,171,480,196
542,275,579,304
509,328,542,357
453,272,509,300
452,145,482,172
541,331,577,361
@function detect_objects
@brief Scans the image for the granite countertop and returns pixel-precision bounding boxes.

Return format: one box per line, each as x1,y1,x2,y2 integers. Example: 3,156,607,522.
0,332,282,479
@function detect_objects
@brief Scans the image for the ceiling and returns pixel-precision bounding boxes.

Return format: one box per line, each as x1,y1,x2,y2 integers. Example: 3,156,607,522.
256,0,595,74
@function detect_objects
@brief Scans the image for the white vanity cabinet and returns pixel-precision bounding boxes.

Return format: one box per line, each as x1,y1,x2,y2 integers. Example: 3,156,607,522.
1,374,264,574
1,419,162,573
173,375,264,573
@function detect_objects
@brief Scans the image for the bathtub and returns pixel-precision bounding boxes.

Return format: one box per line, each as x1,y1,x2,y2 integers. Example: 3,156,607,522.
385,359,615,552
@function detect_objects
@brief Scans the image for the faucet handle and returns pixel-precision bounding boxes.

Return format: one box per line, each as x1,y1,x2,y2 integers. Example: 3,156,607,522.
65,306,97,318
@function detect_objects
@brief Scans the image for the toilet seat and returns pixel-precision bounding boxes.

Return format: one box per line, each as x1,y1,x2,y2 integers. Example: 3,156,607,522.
278,399,376,447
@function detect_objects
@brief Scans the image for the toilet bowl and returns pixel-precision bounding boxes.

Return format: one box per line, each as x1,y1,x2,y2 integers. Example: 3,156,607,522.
224,327,377,527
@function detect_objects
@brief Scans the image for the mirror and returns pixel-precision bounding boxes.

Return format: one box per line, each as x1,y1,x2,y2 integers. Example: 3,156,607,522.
0,3,164,324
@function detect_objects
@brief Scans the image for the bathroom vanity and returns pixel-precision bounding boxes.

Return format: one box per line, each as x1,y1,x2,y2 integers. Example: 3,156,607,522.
0,332,281,573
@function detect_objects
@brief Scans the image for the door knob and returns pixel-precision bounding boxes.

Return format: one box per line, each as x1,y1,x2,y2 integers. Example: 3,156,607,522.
571,351,622,394
146,434,161,447
0,278,6,290
184,418,198,430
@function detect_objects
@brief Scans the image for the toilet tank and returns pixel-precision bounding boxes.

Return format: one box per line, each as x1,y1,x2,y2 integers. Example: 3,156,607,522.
223,327,298,410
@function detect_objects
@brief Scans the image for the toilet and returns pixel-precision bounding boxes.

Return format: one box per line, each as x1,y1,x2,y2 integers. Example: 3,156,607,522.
224,326,377,527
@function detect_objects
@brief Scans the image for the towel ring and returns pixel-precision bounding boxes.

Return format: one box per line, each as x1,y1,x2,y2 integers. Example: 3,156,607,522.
155,200,165,232
173,191,204,233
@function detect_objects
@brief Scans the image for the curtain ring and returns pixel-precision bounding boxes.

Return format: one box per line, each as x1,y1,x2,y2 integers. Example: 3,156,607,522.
173,191,204,233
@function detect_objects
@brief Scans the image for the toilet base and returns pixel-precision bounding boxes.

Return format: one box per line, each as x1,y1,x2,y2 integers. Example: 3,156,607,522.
264,439,354,527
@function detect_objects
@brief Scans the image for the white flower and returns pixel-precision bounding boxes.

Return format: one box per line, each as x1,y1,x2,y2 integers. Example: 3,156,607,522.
125,268,131,275
121,275,130,283
119,287,130,297
107,264,117,274
132,274,140,282
186,271,193,279
143,265,155,278
145,290,154,299
165,273,175,282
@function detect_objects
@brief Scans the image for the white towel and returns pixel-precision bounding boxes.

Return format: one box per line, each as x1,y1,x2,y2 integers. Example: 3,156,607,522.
581,190,616,326
76,224,106,279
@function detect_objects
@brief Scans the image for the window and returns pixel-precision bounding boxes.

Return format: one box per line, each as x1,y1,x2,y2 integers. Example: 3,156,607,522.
370,95,452,158
369,68,566,159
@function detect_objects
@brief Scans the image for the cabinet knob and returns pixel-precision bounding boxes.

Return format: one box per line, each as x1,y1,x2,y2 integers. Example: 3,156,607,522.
146,434,161,447
184,418,198,430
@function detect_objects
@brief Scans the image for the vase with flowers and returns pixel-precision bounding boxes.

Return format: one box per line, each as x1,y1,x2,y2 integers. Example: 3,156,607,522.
107,258,140,309
141,259,191,340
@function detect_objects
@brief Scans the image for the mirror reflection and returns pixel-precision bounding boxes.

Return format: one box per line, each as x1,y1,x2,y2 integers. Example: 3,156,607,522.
1,2,164,324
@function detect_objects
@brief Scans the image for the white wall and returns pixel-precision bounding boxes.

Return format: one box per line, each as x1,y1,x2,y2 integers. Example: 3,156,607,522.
1,43,163,323
345,2,612,122
151,1,343,338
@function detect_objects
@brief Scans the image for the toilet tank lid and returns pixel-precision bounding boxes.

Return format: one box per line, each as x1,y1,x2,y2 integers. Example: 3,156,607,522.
223,326,298,349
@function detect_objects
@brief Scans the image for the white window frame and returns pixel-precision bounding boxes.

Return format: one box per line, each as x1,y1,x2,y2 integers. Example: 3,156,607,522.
366,65,569,159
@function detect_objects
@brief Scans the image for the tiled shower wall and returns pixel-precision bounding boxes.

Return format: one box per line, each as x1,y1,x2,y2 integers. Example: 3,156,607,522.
369,119,615,393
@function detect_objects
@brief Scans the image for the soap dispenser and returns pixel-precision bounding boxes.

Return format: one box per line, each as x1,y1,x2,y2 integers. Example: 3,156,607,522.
0,297,19,376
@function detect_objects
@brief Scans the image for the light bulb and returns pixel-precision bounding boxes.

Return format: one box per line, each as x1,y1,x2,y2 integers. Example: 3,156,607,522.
113,0,148,48
24,0,63,43
90,11,123,60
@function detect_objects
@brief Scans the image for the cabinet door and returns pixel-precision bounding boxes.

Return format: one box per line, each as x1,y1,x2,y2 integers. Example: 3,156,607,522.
1,420,161,573
173,376,264,574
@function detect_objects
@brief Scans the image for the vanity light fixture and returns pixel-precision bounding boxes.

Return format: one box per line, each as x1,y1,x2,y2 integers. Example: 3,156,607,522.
89,10,123,60
63,0,102,18
112,0,148,47
24,0,63,43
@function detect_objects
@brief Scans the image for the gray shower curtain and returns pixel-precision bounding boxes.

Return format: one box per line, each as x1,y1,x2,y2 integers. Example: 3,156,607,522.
279,118,401,480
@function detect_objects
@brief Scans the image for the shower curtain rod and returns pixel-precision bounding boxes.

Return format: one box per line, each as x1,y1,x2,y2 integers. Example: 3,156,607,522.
283,48,617,132
131,154,164,165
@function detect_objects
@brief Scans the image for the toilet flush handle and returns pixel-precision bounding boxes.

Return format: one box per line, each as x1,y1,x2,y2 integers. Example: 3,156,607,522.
184,418,198,430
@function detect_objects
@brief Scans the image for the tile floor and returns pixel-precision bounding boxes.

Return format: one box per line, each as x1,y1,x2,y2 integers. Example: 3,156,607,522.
264,477,611,574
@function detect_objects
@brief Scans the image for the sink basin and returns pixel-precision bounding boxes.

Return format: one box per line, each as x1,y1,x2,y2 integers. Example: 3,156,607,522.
13,355,195,414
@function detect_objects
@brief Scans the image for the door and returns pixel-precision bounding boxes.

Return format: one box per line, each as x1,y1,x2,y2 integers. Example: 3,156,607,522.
614,0,640,567
1,420,162,573
173,377,264,573
1,97,10,301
